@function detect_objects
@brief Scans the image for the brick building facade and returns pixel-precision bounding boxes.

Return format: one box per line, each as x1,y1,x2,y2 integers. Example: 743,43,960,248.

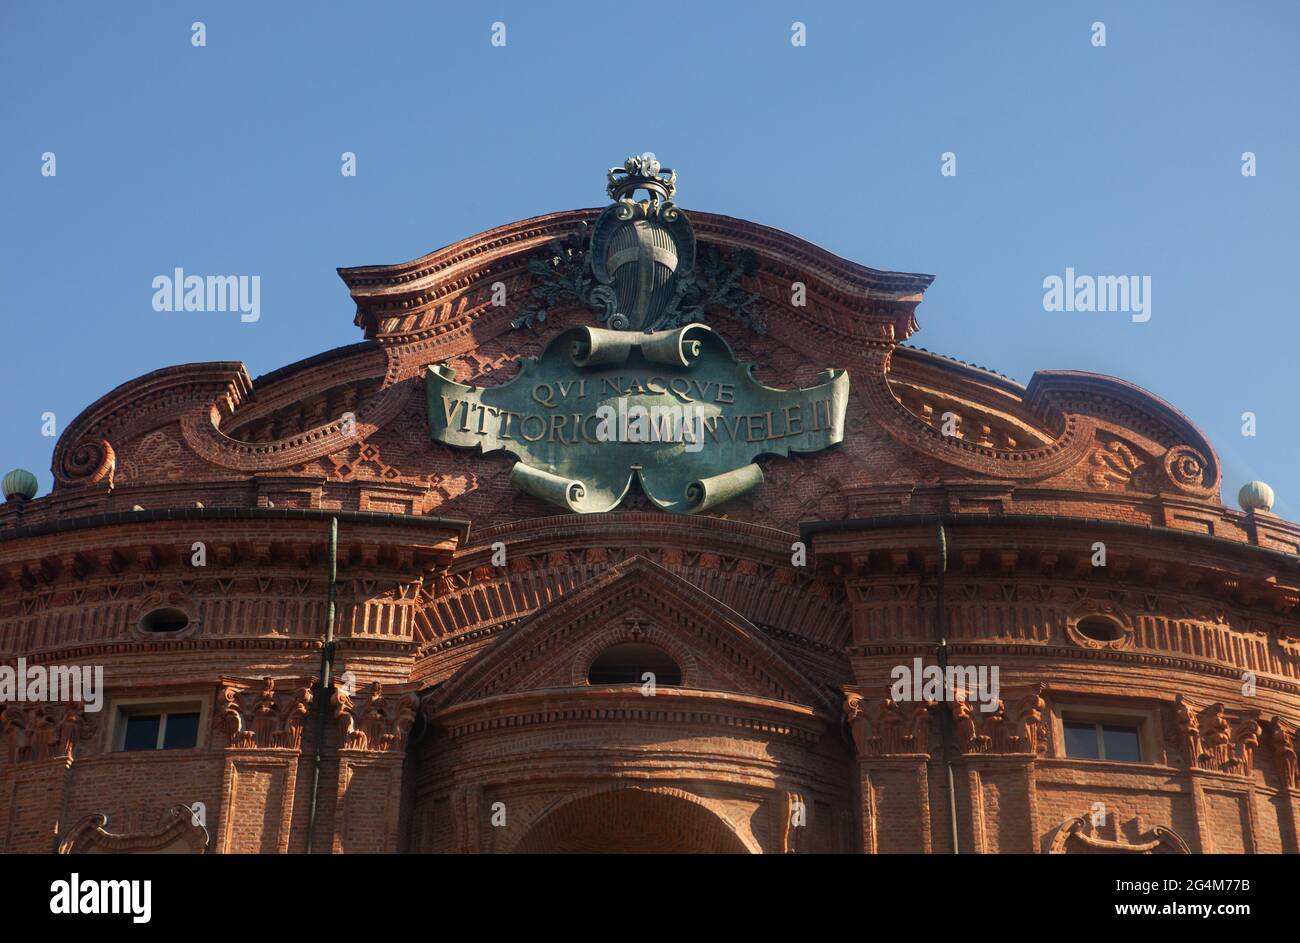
3,165,1299,854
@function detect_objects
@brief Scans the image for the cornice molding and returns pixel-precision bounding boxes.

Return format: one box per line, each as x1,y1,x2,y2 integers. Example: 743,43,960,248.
432,686,826,745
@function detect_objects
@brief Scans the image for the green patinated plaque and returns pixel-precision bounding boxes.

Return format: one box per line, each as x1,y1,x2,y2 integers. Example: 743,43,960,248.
425,323,848,514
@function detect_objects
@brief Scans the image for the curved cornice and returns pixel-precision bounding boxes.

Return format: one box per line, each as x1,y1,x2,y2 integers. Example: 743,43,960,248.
895,345,1024,391
1026,370,1222,496
338,208,934,310
0,506,471,548
865,345,1223,494
468,509,801,554
800,512,1300,576
47,344,398,488
51,362,251,487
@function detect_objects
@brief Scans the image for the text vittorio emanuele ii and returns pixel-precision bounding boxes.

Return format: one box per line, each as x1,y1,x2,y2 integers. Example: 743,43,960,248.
438,373,839,447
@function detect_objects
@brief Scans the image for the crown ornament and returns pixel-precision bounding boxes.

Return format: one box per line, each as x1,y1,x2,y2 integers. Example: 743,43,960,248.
512,157,764,336
606,155,678,203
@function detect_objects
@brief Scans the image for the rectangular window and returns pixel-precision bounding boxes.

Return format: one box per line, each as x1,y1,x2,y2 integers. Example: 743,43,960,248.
1063,717,1143,762
118,708,201,751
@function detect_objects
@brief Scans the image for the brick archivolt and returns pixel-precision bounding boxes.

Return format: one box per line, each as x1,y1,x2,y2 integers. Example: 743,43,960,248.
504,785,758,854
413,554,856,843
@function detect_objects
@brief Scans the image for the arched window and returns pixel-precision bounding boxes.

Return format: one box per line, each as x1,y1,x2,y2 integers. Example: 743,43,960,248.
588,642,682,686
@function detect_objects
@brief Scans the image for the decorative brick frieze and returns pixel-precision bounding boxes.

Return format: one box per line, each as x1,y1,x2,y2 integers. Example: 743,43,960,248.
843,682,1048,758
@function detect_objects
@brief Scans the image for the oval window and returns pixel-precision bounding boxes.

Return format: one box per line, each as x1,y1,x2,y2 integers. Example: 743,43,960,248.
1075,616,1123,643
140,608,190,633
588,642,682,686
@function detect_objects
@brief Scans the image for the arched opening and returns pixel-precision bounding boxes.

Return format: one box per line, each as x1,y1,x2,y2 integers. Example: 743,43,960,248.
587,642,682,686
512,788,750,853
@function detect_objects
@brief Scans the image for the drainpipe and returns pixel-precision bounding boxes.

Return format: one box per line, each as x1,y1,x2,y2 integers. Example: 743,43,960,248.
305,516,338,854
935,521,961,854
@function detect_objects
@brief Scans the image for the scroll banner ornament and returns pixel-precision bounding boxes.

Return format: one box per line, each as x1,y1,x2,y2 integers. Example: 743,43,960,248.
425,324,849,514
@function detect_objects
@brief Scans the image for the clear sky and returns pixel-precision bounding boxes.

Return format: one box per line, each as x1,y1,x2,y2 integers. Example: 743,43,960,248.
2,1,1297,519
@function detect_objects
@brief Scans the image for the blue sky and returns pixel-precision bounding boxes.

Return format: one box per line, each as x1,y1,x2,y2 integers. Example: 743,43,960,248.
2,1,1297,519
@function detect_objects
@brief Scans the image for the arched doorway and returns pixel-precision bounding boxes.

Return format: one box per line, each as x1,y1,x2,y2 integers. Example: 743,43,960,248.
512,787,752,853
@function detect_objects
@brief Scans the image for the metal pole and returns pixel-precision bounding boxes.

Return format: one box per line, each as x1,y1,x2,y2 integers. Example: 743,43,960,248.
305,517,338,854
935,520,960,853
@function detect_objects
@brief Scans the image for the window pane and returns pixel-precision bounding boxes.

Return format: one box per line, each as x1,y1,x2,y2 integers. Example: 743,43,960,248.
162,712,200,749
122,714,161,752
1101,725,1142,762
1063,721,1100,759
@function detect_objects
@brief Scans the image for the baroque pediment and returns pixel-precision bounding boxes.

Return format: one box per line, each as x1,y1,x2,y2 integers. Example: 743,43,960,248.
30,155,1244,538
430,555,834,713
